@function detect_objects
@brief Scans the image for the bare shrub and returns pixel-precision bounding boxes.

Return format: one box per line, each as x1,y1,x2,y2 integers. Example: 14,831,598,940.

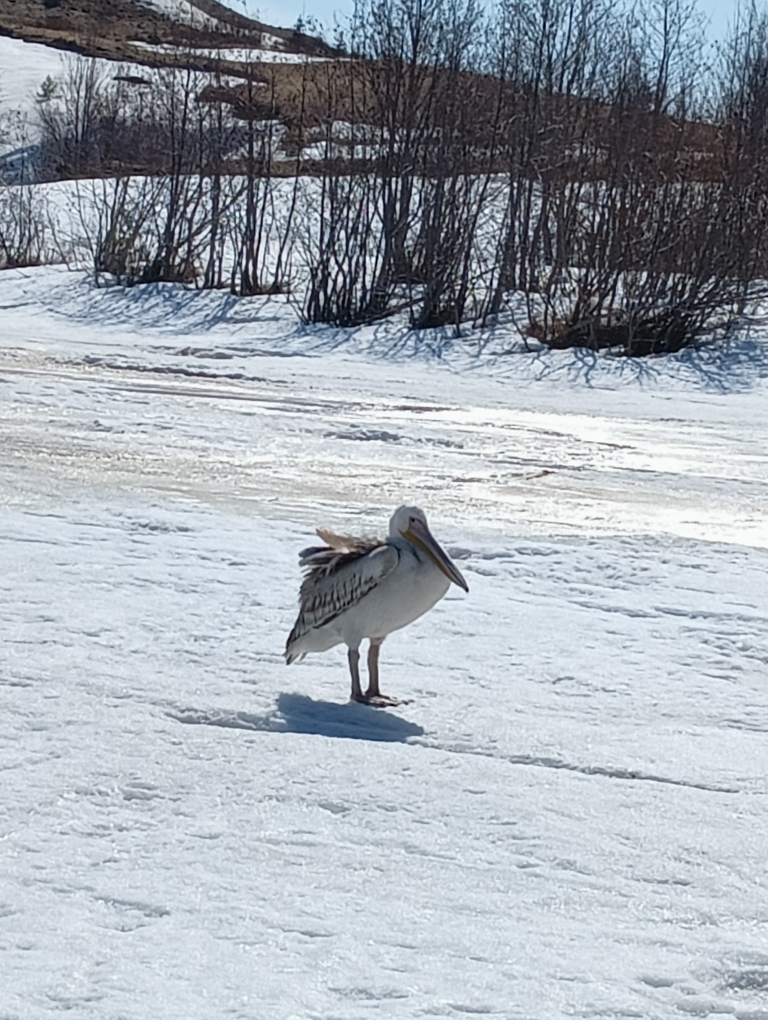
303,0,497,327
23,0,768,355
482,0,766,355
302,169,387,325
63,57,246,288
0,185,54,269
230,64,297,296
300,60,388,325
0,106,58,269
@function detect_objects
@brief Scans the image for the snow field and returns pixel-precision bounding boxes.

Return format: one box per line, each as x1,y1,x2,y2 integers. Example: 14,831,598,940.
1,265,768,1018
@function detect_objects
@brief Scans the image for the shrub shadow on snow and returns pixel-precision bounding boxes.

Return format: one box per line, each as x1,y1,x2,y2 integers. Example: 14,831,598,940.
525,330,768,392
679,333,768,391
169,692,424,743
33,271,768,389
305,320,460,363
50,273,306,342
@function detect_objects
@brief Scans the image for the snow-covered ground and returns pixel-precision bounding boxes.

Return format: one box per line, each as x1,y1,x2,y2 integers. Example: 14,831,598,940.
2,265,768,1019
0,35,72,119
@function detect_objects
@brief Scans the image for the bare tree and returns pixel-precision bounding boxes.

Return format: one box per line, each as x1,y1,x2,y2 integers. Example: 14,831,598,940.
0,105,57,269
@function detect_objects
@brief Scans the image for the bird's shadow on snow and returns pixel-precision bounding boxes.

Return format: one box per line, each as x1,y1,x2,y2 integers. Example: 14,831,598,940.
276,692,425,741
169,692,424,743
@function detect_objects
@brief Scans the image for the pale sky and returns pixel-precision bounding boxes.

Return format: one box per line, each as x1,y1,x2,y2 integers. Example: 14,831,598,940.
233,0,739,43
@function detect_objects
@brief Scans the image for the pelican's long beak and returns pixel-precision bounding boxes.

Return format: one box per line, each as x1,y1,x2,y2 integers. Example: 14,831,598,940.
403,520,469,592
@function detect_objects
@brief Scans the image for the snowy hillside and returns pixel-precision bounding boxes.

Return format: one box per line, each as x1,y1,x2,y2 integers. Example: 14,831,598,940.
0,36,68,116
0,0,328,150
0,32,316,126
2,265,768,1019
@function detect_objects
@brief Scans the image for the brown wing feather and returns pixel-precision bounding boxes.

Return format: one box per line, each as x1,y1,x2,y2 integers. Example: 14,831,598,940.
315,527,376,551
285,534,397,661
298,530,383,574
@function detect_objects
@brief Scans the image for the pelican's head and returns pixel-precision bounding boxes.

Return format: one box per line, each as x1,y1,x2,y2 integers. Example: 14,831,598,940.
389,505,469,592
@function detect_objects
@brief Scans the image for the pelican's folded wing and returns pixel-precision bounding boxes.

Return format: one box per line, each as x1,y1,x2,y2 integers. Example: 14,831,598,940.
286,542,399,652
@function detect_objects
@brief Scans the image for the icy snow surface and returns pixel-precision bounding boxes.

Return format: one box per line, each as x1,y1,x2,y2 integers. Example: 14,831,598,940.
2,266,768,1019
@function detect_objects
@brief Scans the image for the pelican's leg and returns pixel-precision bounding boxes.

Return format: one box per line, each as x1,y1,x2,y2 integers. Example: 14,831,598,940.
348,647,365,702
364,638,385,700
363,638,406,705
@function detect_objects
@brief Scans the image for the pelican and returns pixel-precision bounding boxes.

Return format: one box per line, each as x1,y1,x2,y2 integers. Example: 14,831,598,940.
285,505,469,705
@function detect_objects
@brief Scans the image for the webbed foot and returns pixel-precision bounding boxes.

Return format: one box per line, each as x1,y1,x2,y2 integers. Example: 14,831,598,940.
351,692,411,708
